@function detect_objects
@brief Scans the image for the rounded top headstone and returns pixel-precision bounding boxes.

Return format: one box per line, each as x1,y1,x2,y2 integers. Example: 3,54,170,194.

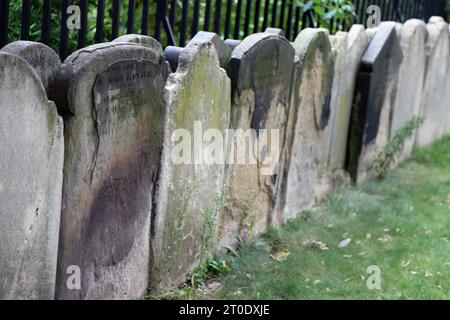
55,42,164,115
1,41,61,96
112,34,163,53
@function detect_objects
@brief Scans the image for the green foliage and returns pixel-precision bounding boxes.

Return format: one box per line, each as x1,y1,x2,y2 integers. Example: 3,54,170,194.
299,0,356,31
447,0,450,20
373,117,424,178
200,185,229,260
186,258,231,289
158,181,201,278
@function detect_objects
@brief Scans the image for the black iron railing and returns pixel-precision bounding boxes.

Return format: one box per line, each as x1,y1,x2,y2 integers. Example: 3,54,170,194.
0,0,447,59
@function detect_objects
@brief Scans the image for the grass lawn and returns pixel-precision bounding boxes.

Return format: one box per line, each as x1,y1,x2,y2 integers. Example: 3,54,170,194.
165,136,450,300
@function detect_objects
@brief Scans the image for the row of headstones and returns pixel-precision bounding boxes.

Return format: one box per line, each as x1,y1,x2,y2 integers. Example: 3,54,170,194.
0,16,449,299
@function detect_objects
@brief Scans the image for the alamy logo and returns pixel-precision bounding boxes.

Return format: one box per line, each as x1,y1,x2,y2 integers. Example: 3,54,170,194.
367,5,381,28
171,121,281,176
66,265,81,290
66,5,81,30
366,265,382,290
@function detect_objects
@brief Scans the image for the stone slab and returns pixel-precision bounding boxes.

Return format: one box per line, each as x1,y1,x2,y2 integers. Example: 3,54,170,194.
55,42,167,300
275,28,335,222
152,32,231,292
0,52,63,300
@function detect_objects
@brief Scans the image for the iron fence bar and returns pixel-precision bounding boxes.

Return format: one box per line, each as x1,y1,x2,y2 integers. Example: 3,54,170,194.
155,0,166,41
78,0,88,48
192,0,201,37
59,0,69,59
294,5,301,38
214,0,223,34
286,0,294,40
20,0,31,40
141,0,150,35
41,0,52,45
127,0,136,34
244,0,252,37
95,0,105,43
308,9,315,27
271,0,278,27
180,0,189,46
112,0,121,39
279,0,287,29
301,8,308,30
262,0,270,30
40,0,52,43
204,0,212,31
0,0,9,48
234,0,243,39
224,0,233,38
354,0,361,23
254,0,261,33
169,0,176,28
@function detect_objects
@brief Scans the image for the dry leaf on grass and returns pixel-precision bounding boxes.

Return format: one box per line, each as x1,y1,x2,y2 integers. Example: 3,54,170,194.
270,248,291,262
302,240,329,251
338,238,352,248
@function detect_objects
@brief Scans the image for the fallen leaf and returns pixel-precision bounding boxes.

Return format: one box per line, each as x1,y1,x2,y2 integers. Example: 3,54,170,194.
270,248,290,262
338,238,352,248
401,260,411,267
303,240,329,251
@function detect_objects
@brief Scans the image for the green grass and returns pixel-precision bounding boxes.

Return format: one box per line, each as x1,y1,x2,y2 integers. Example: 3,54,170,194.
178,136,450,300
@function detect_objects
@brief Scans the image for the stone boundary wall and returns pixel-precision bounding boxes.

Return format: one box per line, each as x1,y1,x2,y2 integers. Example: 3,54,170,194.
1,17,449,299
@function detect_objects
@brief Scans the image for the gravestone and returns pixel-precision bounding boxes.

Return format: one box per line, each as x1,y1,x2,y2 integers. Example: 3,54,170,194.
274,28,334,223
326,25,370,183
446,24,450,137
0,52,64,299
55,42,167,299
218,32,294,249
347,22,403,183
390,19,427,161
113,34,163,51
152,32,231,292
416,17,450,147
1,41,61,96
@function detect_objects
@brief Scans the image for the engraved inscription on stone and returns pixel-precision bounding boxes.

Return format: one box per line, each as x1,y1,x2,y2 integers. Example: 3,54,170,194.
94,60,155,115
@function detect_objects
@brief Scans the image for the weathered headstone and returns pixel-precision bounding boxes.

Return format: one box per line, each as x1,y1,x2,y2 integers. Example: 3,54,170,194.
113,34,163,51
446,24,450,137
152,32,231,292
347,22,403,183
274,28,334,223
416,17,450,147
325,25,370,183
1,41,61,96
0,52,63,299
55,42,167,299
390,19,427,161
218,32,294,248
